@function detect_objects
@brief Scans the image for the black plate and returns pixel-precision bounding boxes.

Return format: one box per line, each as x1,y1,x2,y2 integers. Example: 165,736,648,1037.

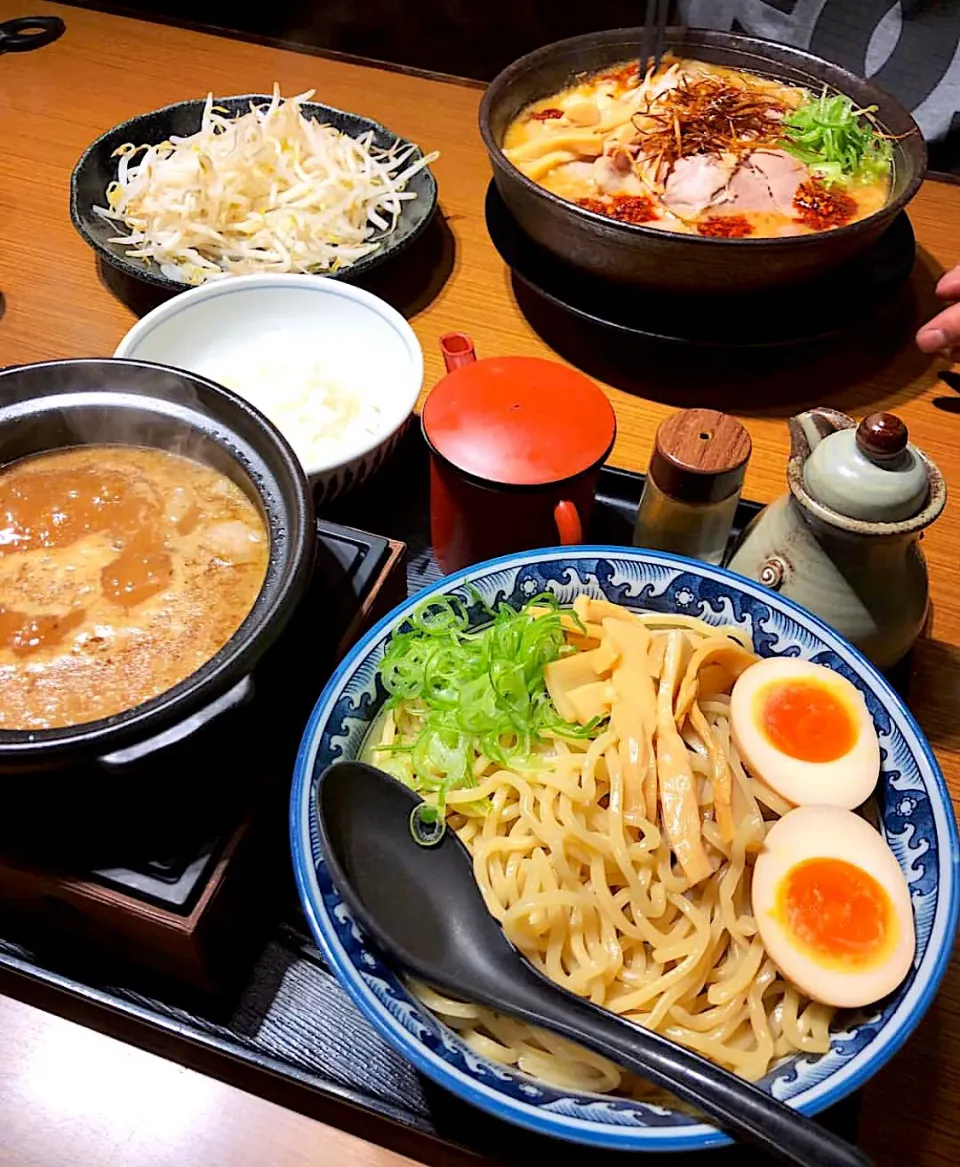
485,182,917,349
70,95,438,292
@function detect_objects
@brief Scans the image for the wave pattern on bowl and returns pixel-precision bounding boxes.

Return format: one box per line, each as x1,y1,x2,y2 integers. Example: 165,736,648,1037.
290,548,957,1152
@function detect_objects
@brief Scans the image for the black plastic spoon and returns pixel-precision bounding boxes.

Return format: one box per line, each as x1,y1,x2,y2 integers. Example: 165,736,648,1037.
316,761,872,1167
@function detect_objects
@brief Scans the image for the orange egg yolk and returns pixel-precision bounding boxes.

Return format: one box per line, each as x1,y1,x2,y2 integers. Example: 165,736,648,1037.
776,857,895,967
758,679,857,763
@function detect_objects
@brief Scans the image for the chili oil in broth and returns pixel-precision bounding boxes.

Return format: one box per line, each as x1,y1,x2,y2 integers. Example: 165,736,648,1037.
0,445,269,731
502,59,891,238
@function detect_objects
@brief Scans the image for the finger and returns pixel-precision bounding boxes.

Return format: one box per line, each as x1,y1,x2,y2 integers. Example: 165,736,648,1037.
916,302,960,353
936,264,960,299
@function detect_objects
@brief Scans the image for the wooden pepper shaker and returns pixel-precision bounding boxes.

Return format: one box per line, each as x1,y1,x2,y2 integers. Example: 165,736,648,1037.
633,409,752,565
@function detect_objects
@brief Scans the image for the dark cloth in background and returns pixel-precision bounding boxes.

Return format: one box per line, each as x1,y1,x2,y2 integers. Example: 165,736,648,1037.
108,0,655,81
677,0,960,171
110,0,960,168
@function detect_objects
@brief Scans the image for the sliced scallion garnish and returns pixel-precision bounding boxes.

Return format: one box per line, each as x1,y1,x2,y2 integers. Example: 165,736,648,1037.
409,803,446,847
377,593,604,841
779,90,894,185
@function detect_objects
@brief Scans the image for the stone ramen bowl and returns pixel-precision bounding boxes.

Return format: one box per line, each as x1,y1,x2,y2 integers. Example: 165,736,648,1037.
479,29,926,295
290,546,958,1152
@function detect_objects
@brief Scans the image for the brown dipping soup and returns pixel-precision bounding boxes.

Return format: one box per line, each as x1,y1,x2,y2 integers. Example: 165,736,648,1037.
0,446,269,731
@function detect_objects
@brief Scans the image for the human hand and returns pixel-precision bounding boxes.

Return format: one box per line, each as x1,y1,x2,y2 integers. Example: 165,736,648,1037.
917,265,960,353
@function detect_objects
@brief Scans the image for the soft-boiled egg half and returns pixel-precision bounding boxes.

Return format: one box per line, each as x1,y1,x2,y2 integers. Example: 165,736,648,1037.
730,657,880,809
752,805,915,1008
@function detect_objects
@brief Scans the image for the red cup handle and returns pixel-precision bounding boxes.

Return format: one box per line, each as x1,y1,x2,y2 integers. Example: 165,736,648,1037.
554,500,582,545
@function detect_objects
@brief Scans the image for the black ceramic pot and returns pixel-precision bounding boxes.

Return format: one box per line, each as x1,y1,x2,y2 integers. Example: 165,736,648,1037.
479,28,926,295
0,359,315,772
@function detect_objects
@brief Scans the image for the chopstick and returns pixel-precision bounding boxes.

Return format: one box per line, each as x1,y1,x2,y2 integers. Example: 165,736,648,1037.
640,0,669,77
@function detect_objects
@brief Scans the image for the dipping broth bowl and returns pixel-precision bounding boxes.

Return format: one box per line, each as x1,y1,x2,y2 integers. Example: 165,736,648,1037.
0,358,315,772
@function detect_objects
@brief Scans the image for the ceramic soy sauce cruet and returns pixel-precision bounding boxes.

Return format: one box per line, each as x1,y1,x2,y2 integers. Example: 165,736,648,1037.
728,408,946,671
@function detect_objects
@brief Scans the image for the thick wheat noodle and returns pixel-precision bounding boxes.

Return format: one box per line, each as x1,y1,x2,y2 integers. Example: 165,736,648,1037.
372,607,836,1101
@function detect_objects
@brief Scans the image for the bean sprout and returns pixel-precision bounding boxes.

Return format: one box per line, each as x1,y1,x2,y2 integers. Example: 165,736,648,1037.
95,86,439,284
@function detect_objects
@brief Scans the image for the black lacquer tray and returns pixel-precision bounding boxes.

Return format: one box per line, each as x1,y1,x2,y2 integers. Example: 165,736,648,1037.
485,182,917,350
0,432,862,1166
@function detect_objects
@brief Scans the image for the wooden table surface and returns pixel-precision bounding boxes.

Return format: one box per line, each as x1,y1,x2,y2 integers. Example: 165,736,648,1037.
0,994,443,1167
1,4,960,1164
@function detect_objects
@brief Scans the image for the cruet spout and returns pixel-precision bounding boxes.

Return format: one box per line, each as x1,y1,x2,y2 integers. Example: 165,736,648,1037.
439,332,477,372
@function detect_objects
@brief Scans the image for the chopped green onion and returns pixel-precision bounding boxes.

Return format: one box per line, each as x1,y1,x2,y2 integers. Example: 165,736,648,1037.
377,593,604,821
779,90,894,185
410,803,446,846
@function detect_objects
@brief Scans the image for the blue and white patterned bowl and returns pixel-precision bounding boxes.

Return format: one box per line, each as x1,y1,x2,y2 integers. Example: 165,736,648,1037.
290,547,959,1152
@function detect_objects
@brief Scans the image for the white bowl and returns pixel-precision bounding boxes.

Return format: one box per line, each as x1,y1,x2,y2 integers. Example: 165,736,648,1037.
114,274,424,501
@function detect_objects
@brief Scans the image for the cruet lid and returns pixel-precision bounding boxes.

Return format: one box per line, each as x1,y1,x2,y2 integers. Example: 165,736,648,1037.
649,408,751,504
423,338,616,487
802,412,929,523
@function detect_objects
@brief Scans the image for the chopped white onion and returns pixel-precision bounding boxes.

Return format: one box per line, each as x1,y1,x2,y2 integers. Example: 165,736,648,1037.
94,86,438,284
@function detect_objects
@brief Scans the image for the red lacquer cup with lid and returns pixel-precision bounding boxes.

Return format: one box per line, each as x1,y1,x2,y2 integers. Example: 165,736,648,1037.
421,333,617,574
